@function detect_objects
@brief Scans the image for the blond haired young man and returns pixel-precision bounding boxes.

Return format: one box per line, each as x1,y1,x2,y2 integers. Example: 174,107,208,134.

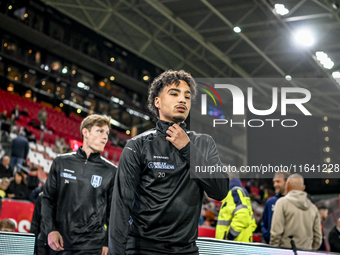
42,114,117,255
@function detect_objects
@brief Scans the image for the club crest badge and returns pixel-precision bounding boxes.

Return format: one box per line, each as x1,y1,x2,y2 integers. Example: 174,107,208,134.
91,175,102,188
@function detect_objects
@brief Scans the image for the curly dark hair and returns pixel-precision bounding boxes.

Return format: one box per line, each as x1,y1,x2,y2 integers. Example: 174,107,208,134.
148,70,197,118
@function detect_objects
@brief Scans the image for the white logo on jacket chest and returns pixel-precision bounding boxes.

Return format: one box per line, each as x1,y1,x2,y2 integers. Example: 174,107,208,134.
148,162,174,169
91,175,102,188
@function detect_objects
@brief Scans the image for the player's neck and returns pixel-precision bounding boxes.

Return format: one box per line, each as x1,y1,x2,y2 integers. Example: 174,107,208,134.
82,144,97,159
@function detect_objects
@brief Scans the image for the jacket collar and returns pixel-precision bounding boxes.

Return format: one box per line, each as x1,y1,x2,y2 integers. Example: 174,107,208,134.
156,120,187,134
275,193,284,199
76,146,101,161
229,178,243,189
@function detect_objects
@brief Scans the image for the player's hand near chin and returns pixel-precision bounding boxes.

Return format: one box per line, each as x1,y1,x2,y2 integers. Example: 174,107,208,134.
166,123,190,150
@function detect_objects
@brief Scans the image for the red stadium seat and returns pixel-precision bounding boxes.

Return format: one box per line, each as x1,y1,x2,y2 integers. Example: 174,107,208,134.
198,227,216,238
0,89,124,163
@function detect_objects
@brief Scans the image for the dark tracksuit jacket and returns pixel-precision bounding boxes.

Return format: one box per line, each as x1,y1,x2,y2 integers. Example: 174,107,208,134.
109,120,229,255
41,147,117,251
261,193,283,243
31,192,51,254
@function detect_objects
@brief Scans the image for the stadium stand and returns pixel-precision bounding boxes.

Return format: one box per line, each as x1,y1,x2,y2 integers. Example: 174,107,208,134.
0,89,123,172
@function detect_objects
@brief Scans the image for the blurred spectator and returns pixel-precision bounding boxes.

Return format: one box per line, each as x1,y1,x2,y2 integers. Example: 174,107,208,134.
245,181,251,194
20,107,29,117
0,110,8,122
259,185,268,203
270,174,322,250
26,166,40,193
261,171,290,243
6,171,29,200
0,131,12,156
87,109,94,116
28,185,45,204
0,219,16,231
23,127,37,143
216,177,256,242
200,194,219,227
328,218,340,252
31,192,52,255
28,118,41,130
0,145,4,160
9,125,18,140
109,132,119,147
132,93,141,107
9,114,16,126
40,120,47,132
318,204,329,251
11,104,20,120
10,129,29,169
54,137,67,154
38,107,48,126
0,177,10,198
0,156,13,178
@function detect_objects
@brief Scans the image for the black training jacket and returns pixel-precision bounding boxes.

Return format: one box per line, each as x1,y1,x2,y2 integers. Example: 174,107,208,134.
41,147,117,250
109,120,229,255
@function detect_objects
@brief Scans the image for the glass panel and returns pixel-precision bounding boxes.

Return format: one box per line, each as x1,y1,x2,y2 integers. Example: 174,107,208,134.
41,80,54,94
27,49,41,66
0,61,4,75
23,72,36,86
3,40,18,57
98,101,109,115
77,68,94,87
55,85,66,98
49,20,64,41
7,66,22,82
29,9,44,32
84,97,96,110
70,92,83,105
46,54,62,74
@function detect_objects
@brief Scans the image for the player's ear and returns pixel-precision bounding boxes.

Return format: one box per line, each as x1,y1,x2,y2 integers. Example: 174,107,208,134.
82,128,89,138
155,97,160,109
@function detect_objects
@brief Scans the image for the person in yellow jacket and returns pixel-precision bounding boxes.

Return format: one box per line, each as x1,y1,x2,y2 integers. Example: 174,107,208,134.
215,177,257,242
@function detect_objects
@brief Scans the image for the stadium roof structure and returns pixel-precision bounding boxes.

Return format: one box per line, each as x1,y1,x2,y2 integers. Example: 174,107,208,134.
40,0,340,118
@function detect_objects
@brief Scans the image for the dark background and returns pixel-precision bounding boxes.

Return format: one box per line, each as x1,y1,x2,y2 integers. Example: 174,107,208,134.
247,111,340,194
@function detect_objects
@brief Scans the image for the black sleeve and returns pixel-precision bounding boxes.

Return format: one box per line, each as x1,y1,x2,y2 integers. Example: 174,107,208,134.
6,182,15,196
26,176,36,190
30,194,42,237
24,140,29,159
7,182,28,199
104,165,116,247
17,184,29,199
41,159,59,235
109,139,142,255
329,229,340,252
179,135,229,201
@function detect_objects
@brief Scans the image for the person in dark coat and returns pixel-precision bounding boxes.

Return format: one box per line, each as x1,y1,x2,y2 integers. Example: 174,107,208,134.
0,156,13,178
11,105,20,120
0,110,8,122
10,129,29,168
20,107,29,117
27,166,40,193
328,218,340,253
6,171,29,200
31,192,53,255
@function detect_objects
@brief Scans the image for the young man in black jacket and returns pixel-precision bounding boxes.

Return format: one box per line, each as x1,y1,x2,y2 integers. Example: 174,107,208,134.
109,70,229,255
41,114,117,255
